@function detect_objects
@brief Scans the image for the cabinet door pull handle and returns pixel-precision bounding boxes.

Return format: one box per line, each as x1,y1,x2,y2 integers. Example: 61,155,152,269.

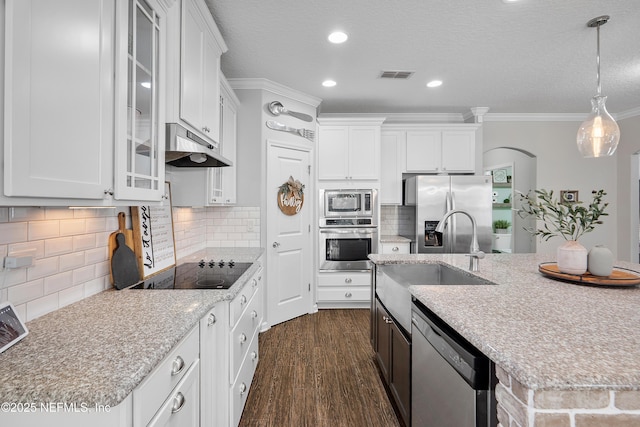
345,292,352,298
392,246,399,252
251,351,258,361
208,313,217,326
252,278,257,287
345,278,352,284
251,310,258,319
239,333,247,343
239,382,247,395
240,295,247,304
171,356,185,376
171,392,185,414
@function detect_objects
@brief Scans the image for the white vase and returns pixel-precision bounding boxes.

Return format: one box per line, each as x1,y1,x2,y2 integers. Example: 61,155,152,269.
556,240,588,275
588,245,614,277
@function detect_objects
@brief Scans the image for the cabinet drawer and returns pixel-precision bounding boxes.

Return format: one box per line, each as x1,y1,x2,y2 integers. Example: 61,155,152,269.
317,272,371,287
230,331,259,427
230,284,262,383
134,327,199,427
380,242,410,254
317,286,370,302
230,266,261,328
147,359,200,427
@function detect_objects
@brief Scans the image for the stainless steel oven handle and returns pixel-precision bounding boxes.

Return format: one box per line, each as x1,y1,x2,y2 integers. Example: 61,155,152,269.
319,228,377,235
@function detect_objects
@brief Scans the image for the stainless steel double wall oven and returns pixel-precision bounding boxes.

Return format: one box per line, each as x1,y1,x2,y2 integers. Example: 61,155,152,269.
319,189,378,271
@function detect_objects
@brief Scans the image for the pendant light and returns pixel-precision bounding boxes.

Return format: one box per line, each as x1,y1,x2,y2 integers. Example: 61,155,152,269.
576,15,620,158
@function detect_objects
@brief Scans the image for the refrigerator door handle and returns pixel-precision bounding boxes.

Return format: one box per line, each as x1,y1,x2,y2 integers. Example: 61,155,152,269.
445,192,455,253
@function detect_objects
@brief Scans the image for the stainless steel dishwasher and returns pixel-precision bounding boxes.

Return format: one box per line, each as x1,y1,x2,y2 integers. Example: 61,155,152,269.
411,298,496,427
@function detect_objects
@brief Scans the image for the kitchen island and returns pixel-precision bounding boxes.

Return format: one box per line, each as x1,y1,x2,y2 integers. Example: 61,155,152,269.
0,247,263,426
370,253,640,427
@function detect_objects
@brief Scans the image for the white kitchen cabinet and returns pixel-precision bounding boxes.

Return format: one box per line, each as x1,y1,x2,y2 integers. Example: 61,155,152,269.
4,0,115,200
405,129,476,173
2,0,168,205
133,326,199,426
317,118,385,181
168,76,238,207
114,0,167,201
379,242,410,254
200,305,225,427
175,0,226,143
317,271,371,308
209,75,238,205
380,131,406,204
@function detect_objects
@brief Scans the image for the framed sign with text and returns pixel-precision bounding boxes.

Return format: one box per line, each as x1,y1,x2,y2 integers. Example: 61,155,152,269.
131,182,176,278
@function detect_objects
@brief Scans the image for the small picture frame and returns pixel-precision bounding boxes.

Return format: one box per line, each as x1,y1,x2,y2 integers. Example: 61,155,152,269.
561,190,579,204
0,302,29,353
492,169,508,183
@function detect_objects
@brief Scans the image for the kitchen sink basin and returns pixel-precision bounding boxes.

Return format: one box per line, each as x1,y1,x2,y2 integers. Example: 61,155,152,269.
379,263,495,287
375,263,495,333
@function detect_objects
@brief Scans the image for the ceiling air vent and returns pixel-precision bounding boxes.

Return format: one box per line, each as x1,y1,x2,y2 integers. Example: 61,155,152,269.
379,70,415,79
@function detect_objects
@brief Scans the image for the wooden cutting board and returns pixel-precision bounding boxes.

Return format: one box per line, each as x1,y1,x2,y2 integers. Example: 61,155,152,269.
109,212,136,284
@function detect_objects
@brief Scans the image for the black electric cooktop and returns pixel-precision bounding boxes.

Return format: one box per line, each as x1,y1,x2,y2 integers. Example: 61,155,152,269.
129,260,253,290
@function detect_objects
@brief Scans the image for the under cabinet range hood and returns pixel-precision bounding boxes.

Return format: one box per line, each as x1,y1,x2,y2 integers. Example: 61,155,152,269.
165,123,232,167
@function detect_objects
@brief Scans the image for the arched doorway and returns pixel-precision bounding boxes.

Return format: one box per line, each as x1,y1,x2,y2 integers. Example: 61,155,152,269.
483,147,537,253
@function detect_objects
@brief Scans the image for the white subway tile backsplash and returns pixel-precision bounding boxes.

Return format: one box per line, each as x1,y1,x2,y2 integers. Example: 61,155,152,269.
1,204,261,320
43,271,74,294
8,279,44,305
10,207,45,222
85,247,108,264
0,222,28,245
73,265,96,285
26,293,59,321
59,252,86,272
73,234,97,251
28,220,60,240
59,219,86,236
59,284,84,308
27,257,59,281
45,237,74,257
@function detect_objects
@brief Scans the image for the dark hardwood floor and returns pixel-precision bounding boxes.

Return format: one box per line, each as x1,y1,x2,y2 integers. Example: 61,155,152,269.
239,309,402,427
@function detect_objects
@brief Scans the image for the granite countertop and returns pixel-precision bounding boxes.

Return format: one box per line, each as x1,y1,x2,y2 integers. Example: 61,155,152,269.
0,247,264,407
370,253,640,391
379,235,412,243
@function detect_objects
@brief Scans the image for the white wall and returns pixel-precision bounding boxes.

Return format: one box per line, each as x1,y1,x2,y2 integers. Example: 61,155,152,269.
483,121,618,257
615,114,640,261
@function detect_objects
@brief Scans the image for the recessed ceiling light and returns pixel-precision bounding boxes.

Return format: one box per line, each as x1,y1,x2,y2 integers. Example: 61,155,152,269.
426,80,443,88
328,31,348,44
502,0,520,3
322,80,337,87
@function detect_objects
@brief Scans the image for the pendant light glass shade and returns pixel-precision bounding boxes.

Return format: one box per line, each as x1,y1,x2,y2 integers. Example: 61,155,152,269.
577,15,619,158
577,95,620,157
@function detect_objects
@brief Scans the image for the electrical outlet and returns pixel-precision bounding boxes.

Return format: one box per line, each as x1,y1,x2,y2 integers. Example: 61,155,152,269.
4,249,36,269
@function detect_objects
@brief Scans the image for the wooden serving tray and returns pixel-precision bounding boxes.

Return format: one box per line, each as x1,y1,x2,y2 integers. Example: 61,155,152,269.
538,262,640,287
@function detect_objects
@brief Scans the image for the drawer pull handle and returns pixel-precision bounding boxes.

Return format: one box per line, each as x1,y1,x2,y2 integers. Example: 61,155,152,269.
171,392,185,414
251,351,258,361
252,278,257,287
392,246,399,252
208,313,216,326
171,356,185,376
239,333,247,344
239,382,247,395
240,295,247,305
382,316,394,325
345,278,352,284
345,292,352,298
251,310,258,319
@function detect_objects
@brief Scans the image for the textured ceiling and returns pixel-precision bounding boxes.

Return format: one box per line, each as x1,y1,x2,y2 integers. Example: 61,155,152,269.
205,0,640,116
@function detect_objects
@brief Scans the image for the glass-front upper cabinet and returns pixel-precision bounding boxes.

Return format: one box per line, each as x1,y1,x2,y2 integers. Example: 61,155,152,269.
115,0,167,201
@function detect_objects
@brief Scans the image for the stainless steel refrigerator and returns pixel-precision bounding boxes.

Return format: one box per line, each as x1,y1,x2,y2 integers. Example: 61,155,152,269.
405,175,492,254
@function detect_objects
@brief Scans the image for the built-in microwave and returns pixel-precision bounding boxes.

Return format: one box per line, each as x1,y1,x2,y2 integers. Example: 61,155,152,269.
320,189,377,223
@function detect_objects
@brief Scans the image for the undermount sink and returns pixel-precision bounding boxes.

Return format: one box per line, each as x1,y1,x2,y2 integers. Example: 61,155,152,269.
380,263,496,287
375,263,495,333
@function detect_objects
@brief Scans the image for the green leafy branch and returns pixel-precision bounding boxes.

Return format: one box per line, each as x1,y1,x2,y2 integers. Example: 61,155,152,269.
516,189,608,241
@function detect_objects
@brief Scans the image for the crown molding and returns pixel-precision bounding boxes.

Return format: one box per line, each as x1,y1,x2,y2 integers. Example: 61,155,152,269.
317,115,387,126
483,113,586,122
227,78,322,107
616,107,640,121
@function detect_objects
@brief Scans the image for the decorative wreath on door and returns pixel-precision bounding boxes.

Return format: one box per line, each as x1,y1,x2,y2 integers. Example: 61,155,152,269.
277,176,305,215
